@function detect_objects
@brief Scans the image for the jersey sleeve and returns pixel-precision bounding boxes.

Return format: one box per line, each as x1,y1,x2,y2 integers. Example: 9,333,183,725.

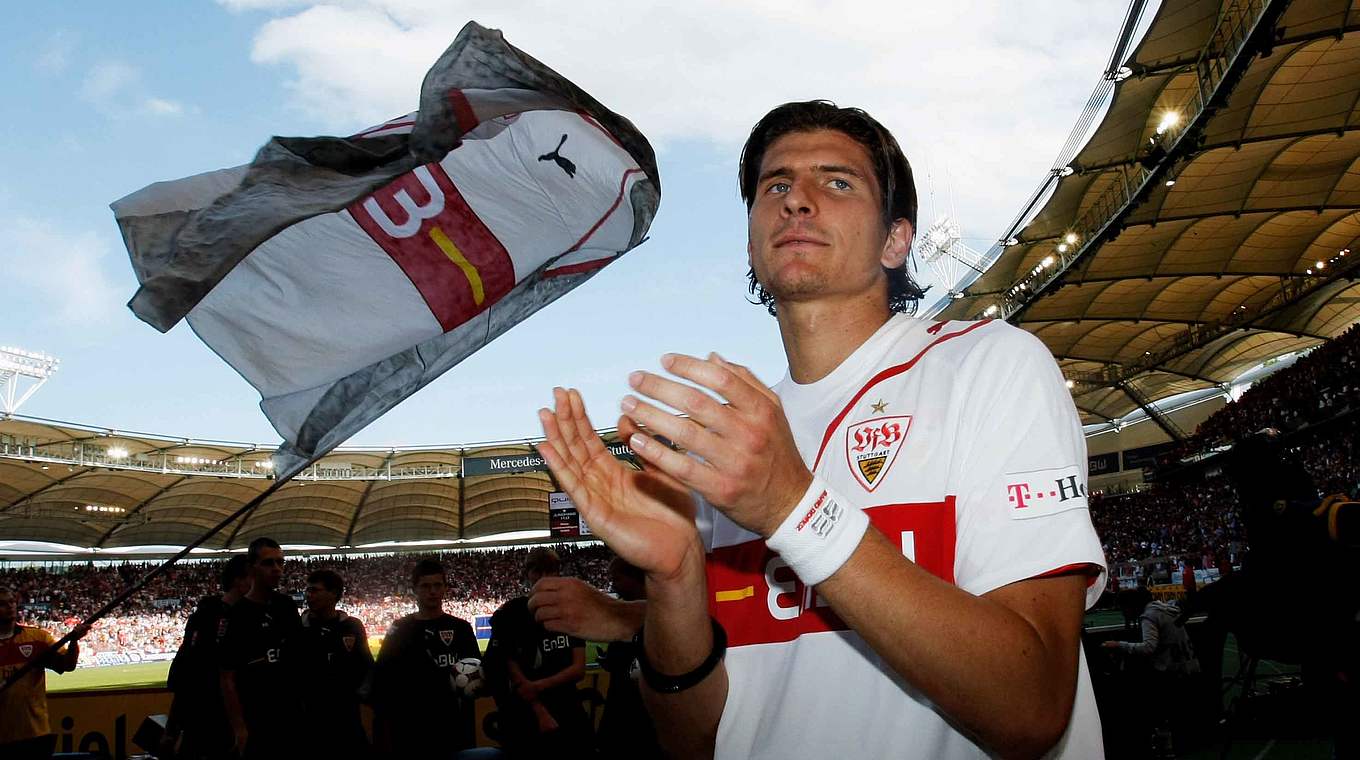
457,619,480,660
947,324,1107,606
350,619,374,688
369,621,406,713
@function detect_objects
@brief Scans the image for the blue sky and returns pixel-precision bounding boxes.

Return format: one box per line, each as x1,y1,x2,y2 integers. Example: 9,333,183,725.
1,0,1127,447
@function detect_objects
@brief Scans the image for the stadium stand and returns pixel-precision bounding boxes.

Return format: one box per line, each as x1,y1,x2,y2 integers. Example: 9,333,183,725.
1092,323,1359,576
2,545,612,667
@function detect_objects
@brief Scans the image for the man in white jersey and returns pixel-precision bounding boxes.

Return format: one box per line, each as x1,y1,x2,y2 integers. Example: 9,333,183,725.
534,100,1107,759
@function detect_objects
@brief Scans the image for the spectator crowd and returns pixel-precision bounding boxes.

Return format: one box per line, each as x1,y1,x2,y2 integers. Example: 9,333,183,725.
1091,323,1359,573
1,545,612,666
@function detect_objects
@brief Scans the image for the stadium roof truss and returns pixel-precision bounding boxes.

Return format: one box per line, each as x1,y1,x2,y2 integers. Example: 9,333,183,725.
0,416,627,551
941,0,1360,429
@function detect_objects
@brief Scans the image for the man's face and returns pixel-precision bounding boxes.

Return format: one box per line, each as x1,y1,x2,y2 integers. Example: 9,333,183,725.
747,128,910,310
525,568,557,591
413,574,447,611
252,547,285,591
304,581,337,614
0,592,14,626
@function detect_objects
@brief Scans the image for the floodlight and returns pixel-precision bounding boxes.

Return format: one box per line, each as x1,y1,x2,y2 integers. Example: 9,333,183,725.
1063,232,1078,245
1058,243,1069,253
1316,261,1325,270
1041,256,1056,268
1156,111,1180,135
0,347,59,415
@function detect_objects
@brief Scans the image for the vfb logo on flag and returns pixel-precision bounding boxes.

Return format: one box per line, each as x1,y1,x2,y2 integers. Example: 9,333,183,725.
845,416,911,492
350,163,516,333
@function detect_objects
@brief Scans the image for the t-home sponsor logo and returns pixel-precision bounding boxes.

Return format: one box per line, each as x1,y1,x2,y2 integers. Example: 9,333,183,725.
1004,465,1090,519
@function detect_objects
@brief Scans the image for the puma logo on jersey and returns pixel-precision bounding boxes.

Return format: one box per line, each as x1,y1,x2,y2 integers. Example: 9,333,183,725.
538,133,577,178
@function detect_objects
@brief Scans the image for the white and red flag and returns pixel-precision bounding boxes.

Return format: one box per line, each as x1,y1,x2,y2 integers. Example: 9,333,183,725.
113,22,659,479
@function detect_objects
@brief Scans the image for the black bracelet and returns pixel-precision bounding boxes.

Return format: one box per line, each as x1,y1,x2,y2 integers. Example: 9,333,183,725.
633,616,727,694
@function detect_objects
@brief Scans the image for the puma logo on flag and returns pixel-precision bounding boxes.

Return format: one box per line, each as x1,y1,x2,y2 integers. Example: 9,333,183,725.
538,133,577,178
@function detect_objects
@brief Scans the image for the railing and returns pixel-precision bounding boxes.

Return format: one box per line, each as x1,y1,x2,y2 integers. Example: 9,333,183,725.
0,441,459,482
977,0,1274,321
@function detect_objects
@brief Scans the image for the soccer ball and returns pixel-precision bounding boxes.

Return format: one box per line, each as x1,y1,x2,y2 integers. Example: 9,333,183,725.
453,657,484,697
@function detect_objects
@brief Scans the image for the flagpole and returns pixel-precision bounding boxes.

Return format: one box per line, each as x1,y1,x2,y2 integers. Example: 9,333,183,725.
0,474,294,695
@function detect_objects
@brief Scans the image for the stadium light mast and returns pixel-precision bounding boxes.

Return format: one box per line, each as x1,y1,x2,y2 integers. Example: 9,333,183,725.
0,346,59,415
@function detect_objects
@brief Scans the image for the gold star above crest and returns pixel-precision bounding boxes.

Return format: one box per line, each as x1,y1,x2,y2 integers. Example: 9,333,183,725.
870,399,888,414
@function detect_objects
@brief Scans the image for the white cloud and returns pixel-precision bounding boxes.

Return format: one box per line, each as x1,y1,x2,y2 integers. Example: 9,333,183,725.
35,31,74,74
144,98,186,116
79,61,188,119
80,61,140,103
229,0,1127,243
3,215,126,326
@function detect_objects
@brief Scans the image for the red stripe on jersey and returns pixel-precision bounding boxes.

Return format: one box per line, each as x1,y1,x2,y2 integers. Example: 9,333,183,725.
811,319,992,471
448,89,479,134
707,498,956,648
349,162,515,332
560,167,644,255
1033,562,1103,587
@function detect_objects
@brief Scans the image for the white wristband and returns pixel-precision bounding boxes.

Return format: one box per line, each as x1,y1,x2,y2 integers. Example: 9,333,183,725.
765,476,870,586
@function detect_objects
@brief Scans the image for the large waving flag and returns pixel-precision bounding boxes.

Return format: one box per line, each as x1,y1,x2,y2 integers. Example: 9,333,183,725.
113,22,659,480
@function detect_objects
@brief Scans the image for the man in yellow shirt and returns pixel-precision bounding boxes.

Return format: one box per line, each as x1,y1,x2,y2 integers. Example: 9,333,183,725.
0,586,89,760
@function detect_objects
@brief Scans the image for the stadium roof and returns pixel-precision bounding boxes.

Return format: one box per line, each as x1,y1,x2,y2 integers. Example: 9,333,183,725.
940,0,1360,427
0,415,629,552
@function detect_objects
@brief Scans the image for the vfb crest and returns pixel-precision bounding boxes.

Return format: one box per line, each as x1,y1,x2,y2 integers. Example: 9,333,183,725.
845,416,911,492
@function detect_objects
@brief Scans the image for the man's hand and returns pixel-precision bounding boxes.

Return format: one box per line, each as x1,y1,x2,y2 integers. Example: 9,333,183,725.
620,353,811,537
232,725,248,755
538,387,702,582
532,702,559,734
529,576,643,641
516,680,540,702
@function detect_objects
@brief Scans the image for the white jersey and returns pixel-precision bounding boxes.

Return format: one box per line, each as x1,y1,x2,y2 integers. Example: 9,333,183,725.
695,315,1108,760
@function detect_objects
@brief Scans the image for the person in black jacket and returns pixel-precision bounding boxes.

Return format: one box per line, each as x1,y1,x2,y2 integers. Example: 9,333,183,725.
486,548,591,759
370,559,480,758
595,557,660,759
162,554,250,760
218,537,301,759
293,569,373,759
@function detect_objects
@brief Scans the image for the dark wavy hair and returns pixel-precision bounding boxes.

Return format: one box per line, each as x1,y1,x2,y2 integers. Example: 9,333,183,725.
739,101,926,316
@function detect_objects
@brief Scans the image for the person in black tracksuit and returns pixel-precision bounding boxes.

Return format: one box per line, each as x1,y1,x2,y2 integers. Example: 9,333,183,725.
163,555,251,760
292,569,373,760
218,537,301,759
595,557,661,760
370,559,481,758
485,548,592,759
